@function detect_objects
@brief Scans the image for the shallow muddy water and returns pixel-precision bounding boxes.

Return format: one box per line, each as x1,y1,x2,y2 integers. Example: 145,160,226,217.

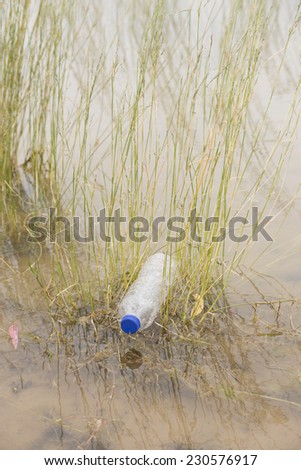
0,247,301,450
1,0,301,450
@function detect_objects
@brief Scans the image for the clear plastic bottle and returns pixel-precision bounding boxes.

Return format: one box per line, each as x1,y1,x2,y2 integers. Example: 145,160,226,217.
118,253,176,334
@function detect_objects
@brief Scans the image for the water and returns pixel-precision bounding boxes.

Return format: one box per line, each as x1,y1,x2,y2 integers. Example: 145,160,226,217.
0,238,300,449
0,284,300,449
0,0,301,450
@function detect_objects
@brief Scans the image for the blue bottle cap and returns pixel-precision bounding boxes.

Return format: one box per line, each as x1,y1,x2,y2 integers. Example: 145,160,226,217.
120,315,141,334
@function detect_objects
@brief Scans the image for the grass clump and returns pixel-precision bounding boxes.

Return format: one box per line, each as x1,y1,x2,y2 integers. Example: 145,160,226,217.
1,0,300,327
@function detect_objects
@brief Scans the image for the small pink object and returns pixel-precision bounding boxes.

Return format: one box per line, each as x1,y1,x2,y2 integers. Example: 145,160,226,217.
8,324,19,350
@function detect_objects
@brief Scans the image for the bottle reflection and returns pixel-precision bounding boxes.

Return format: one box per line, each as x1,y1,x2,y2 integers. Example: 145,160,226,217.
121,349,143,370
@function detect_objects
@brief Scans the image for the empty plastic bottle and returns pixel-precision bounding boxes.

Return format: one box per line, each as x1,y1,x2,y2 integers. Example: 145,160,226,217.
119,253,176,334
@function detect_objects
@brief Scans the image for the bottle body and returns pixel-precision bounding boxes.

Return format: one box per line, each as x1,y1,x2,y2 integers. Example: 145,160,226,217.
119,253,175,334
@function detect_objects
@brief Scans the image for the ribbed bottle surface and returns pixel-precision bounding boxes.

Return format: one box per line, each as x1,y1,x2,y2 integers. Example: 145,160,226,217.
119,253,176,334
